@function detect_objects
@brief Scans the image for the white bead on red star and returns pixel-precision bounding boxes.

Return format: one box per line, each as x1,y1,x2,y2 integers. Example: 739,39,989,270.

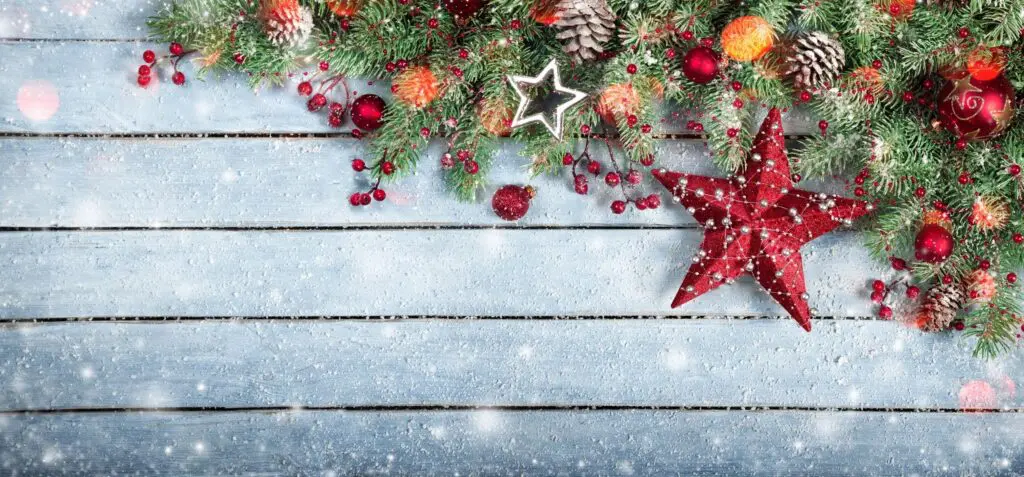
651,108,871,331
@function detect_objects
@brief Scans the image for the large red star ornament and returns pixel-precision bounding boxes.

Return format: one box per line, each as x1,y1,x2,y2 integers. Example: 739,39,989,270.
652,108,872,331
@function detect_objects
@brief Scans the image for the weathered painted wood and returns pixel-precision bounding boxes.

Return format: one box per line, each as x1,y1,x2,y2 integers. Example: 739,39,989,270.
1,320,1017,411
0,229,880,319
2,409,1022,475
0,0,165,40
0,41,819,134
0,137,850,228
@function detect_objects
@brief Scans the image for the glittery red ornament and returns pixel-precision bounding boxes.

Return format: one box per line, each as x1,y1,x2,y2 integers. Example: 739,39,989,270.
938,73,1015,141
492,185,534,221
681,46,720,84
442,0,485,20
350,94,386,131
653,108,871,331
914,223,954,263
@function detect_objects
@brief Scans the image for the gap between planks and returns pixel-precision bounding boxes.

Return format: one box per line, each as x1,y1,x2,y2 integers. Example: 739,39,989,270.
0,315,877,324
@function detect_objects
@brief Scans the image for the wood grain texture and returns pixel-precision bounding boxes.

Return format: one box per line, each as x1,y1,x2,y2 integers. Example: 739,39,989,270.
2,409,1023,475
1,320,1018,411
0,41,819,134
0,137,849,228
0,229,881,319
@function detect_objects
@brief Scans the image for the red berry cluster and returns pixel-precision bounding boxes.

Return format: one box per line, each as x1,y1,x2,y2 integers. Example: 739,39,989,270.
296,62,351,129
439,148,479,175
137,43,193,87
348,158,388,207
565,135,660,215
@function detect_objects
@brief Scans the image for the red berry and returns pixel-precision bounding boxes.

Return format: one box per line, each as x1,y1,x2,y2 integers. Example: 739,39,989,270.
626,115,638,127
580,125,591,135
731,81,742,91
1008,273,1018,284
942,274,953,285
878,305,893,320
640,155,655,167
854,187,866,197
329,102,345,113
923,79,934,89
958,172,970,185
169,42,184,55
137,75,151,87
319,61,329,71
574,175,588,195
352,159,366,172
428,18,439,28
953,321,965,331
914,187,926,198
870,290,884,303
955,138,967,150
1015,233,1024,244
871,59,882,69
420,127,431,138
382,161,396,175
562,153,574,166
605,172,620,187
626,64,638,74
138,65,151,76
298,81,313,96
958,27,970,38
979,259,991,270
352,129,364,139
902,91,914,102
349,193,362,206
733,98,744,109
854,176,865,185
1009,164,1021,176
464,160,479,174
307,93,327,111
171,71,186,85
385,62,397,72
682,31,694,40
459,49,469,59
872,280,886,293
587,161,601,175
635,198,648,211
626,170,642,185
791,173,802,183
233,53,246,64
906,286,920,299
890,257,907,270
611,200,626,214
328,114,344,128
510,19,521,29
440,153,455,169
646,194,661,209
800,91,812,102
360,193,372,206
372,189,387,201
142,50,156,63
396,59,408,69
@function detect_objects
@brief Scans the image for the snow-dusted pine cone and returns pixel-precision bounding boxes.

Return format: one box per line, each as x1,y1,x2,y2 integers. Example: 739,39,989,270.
554,0,616,62
916,282,966,332
260,0,313,48
785,31,845,89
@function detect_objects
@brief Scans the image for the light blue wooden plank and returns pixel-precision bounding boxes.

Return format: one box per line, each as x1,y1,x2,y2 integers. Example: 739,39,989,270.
2,409,1022,475
0,0,164,40
0,137,848,227
0,320,1016,410
0,41,820,134
0,229,881,319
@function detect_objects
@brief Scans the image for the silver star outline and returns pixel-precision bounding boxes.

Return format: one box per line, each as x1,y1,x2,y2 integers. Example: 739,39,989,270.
507,59,588,140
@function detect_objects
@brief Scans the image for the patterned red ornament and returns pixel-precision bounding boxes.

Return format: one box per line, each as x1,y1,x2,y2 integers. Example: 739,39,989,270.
653,108,871,331
442,0,485,20
350,94,387,131
681,46,720,84
938,73,1015,141
492,185,534,221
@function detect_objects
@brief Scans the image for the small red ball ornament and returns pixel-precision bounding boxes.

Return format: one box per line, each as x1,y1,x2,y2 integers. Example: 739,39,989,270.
492,185,534,221
350,94,387,131
442,0,485,20
914,223,955,263
938,73,1015,141
681,46,720,84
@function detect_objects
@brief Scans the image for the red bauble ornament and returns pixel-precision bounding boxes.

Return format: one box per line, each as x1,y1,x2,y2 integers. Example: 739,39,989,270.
492,185,534,221
681,46,720,84
442,0,485,20
653,108,871,331
350,94,387,131
914,223,954,263
938,74,1015,141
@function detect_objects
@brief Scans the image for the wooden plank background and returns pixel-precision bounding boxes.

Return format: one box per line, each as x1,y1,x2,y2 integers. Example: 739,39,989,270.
0,1,1022,475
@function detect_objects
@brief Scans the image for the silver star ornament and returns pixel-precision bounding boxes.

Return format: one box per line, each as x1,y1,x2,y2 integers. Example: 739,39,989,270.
507,59,588,140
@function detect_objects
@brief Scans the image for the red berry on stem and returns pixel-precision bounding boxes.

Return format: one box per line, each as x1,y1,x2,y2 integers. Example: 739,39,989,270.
382,161,396,175
878,305,893,320
1009,164,1021,176
800,91,812,102
611,200,626,215
328,114,344,128
352,159,366,172
562,153,574,166
914,187,926,198
138,65,151,76
360,193,372,206
605,172,620,187
169,42,184,55
298,81,313,96
890,257,907,270
233,53,246,64
870,290,884,303
319,61,329,71
646,194,660,209
137,75,151,87
143,50,156,63
1015,233,1024,244
172,71,186,85
1008,273,1018,284
574,175,588,195
349,193,362,206
906,286,920,299
640,155,655,167
872,279,886,293
626,64,638,74
635,198,648,211
958,27,970,38
626,169,642,185
587,161,601,175
307,93,327,111
464,160,479,174
373,189,387,201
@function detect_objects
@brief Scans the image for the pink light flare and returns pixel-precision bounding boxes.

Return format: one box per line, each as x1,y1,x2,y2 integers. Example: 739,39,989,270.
16,80,60,122
959,380,997,411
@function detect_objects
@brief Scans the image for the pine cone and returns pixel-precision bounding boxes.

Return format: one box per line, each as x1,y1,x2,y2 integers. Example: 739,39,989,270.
554,0,616,62
916,282,966,332
260,0,313,48
785,31,845,89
